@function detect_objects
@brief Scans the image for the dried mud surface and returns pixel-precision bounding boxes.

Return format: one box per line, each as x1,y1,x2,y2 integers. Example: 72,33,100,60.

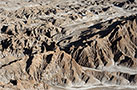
0,0,137,90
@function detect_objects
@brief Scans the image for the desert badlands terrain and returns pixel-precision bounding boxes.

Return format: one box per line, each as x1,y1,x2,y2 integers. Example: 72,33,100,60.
0,0,137,90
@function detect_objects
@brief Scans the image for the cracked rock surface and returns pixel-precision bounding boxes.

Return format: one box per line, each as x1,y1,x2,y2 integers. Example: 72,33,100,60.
0,0,137,90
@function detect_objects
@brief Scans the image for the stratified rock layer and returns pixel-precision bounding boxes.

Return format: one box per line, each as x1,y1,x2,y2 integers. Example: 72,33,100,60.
0,0,137,90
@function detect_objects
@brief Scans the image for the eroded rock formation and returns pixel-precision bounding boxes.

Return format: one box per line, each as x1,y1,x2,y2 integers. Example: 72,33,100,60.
0,0,137,90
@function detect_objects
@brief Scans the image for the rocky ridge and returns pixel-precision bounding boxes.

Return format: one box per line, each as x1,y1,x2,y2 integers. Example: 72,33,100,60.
0,0,137,90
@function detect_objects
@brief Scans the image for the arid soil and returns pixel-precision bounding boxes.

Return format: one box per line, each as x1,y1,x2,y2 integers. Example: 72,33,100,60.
0,0,137,90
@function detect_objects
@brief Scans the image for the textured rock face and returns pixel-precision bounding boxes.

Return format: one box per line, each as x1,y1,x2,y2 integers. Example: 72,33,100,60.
0,0,137,90
64,15,137,69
